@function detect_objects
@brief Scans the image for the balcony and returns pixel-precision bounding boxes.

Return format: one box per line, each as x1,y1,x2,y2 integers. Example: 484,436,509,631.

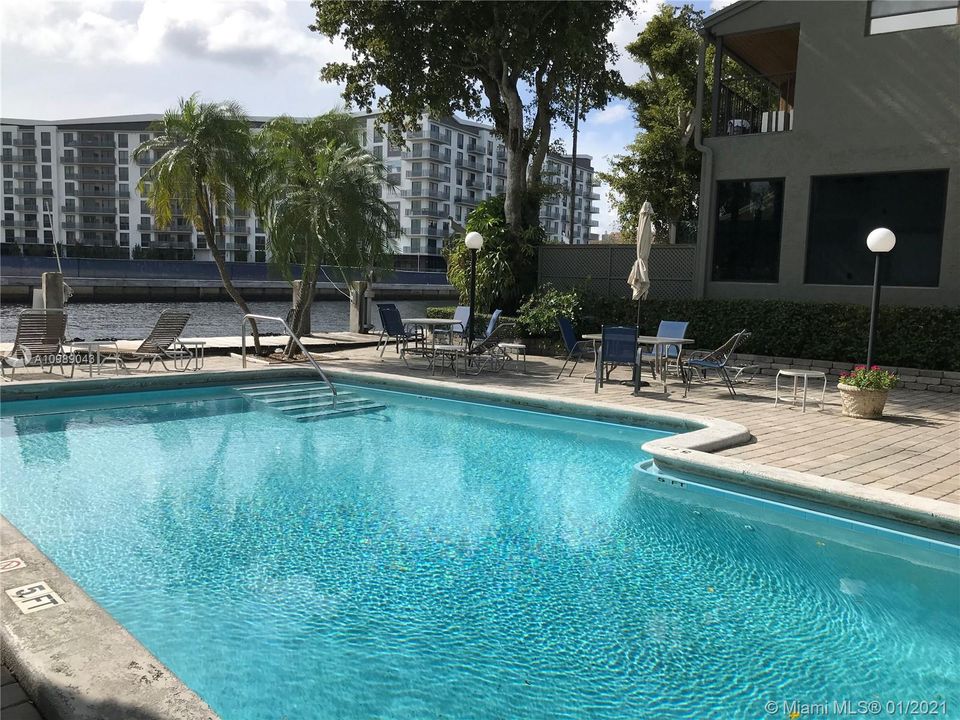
13,172,37,180
4,154,35,163
63,221,117,231
402,147,451,162
402,226,447,239
2,219,39,229
465,178,484,190
14,188,54,196
66,137,116,149
66,170,117,181
455,158,484,172
76,204,117,214
590,192,601,200
14,204,39,213
404,207,449,218
406,128,452,144
711,26,798,137
400,188,450,200
453,194,480,205
76,188,129,198
13,138,36,147
406,167,450,181
74,156,116,166
496,148,506,161
466,141,485,154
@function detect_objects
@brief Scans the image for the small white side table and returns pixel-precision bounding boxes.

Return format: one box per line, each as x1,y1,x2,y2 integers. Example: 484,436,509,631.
775,369,827,412
498,342,527,373
173,341,206,371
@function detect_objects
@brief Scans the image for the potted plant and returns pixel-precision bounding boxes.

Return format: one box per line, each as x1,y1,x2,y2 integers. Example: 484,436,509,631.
837,365,898,419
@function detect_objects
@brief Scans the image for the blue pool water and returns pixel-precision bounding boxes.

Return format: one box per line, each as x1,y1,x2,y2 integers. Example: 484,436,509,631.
1,385,958,720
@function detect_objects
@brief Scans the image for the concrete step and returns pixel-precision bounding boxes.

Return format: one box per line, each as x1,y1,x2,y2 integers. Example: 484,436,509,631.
236,381,333,394
258,394,372,412
238,385,335,400
289,401,385,422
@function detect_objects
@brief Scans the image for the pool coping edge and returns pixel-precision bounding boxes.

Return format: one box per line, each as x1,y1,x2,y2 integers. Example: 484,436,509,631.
0,517,219,720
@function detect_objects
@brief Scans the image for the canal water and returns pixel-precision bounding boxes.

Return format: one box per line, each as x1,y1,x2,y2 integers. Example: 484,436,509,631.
0,299,436,343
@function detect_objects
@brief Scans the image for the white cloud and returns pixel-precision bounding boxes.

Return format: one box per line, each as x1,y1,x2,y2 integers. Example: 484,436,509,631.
0,0,347,68
592,103,631,126
608,2,656,85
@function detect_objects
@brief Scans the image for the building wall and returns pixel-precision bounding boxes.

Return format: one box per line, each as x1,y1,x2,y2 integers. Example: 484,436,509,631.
695,0,960,307
2,112,598,262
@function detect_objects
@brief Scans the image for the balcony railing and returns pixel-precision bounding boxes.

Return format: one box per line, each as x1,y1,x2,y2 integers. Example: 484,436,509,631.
466,141,485,155
404,207,449,218
3,219,39,229
67,170,117,181
496,148,506,161
716,72,796,136
63,221,117,230
402,147,451,162
400,188,450,200
406,168,451,181
406,129,452,144
74,153,116,165
402,226,447,239
465,178,484,190
455,158,484,172
13,172,37,180
13,138,36,147
4,154,35,163
14,188,54,196
66,138,116,149
76,204,117,214
14,204,40,213
453,194,480,205
76,188,129,198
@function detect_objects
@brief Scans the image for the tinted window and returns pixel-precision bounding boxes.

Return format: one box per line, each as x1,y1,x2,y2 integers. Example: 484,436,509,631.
712,178,784,282
804,170,947,287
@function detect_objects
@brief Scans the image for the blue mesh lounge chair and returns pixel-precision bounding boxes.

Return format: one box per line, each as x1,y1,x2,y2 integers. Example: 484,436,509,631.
376,306,423,359
436,305,472,344
639,320,689,377
682,329,750,398
483,309,503,339
556,316,596,380
595,325,640,395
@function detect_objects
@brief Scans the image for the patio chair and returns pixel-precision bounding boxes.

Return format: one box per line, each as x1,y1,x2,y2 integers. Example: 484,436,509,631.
0,309,74,379
376,306,424,360
102,310,192,371
682,329,751,398
639,320,689,378
435,305,472,345
595,325,640,395
556,316,596,380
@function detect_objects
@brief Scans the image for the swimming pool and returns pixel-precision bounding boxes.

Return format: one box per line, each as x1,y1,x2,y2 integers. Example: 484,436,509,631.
1,382,957,719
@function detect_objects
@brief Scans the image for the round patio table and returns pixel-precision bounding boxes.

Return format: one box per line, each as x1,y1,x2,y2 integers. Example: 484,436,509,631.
403,318,464,359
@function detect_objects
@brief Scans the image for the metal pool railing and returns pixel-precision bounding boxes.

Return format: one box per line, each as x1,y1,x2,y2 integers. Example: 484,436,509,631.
240,314,337,406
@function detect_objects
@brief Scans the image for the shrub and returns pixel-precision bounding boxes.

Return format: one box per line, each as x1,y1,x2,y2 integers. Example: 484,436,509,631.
515,284,584,336
437,287,960,370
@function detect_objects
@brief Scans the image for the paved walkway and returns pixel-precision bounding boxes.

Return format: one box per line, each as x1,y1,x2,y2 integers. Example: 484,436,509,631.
1,665,43,720
2,347,957,507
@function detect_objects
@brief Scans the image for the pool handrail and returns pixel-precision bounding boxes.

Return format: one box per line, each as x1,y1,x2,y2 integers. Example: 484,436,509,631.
240,314,337,406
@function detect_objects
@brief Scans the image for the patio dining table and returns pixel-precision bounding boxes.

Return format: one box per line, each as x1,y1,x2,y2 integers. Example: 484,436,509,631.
402,318,464,361
582,334,695,396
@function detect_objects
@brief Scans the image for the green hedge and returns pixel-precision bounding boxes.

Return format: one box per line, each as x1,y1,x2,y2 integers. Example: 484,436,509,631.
428,299,960,371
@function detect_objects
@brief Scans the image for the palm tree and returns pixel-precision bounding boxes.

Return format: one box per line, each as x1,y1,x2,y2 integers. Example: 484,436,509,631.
135,94,264,353
255,111,398,357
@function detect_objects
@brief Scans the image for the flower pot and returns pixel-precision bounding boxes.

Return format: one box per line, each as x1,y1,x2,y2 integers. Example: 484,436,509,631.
838,383,889,419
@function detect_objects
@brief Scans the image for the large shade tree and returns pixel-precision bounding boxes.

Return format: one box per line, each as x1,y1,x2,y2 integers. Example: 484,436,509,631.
135,95,264,352
600,4,707,238
310,0,630,232
255,112,398,357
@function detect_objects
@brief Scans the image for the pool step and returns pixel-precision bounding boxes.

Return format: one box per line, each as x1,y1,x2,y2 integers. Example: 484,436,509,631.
233,381,384,421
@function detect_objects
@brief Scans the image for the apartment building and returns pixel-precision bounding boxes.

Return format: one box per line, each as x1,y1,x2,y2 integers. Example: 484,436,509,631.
355,112,599,252
694,0,959,307
1,112,599,264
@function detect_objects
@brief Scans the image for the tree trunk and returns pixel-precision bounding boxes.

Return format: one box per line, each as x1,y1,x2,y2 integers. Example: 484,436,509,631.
196,181,262,354
568,77,581,245
284,266,317,358
502,81,528,232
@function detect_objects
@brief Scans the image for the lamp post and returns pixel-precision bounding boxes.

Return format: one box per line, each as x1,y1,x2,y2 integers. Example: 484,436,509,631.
865,227,896,369
464,231,484,351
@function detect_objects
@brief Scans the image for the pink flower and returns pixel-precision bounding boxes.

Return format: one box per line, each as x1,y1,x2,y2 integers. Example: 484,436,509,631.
871,365,880,370
855,365,866,370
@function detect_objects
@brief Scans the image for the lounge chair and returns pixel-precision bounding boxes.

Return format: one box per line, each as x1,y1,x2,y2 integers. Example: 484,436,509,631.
682,329,751,398
556,316,596,380
102,310,192,371
595,325,640,394
0,309,75,379
482,309,503,339
376,306,423,360
433,323,517,377
639,320,689,377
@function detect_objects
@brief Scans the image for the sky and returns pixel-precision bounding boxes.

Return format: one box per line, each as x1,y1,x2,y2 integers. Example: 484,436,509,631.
0,0,735,236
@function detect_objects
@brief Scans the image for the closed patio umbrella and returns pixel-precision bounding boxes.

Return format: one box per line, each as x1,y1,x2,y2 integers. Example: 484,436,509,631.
627,200,654,302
